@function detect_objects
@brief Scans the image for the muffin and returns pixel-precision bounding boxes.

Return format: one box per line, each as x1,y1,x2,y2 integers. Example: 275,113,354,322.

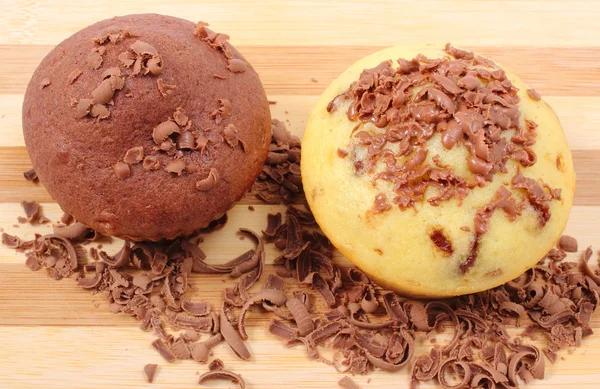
23,14,271,241
302,44,575,298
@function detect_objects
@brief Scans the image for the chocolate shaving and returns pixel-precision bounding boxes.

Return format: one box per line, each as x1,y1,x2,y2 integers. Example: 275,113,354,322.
164,159,186,175
364,329,414,372
410,348,441,387
253,119,302,204
144,364,158,383
191,334,223,363
330,45,559,220
438,358,472,389
507,344,545,385
210,99,232,124
338,376,360,389
177,132,195,150
40,78,51,89
152,338,176,362
86,48,104,70
196,169,219,192
209,358,225,371
123,146,144,164
90,103,110,120
143,156,161,171
382,292,409,324
268,318,299,341
581,246,600,285
53,222,91,241
263,213,282,237
156,78,176,97
228,58,247,73
198,369,245,389
527,89,541,101
76,99,92,118
286,297,315,336
182,300,212,316
67,69,82,85
152,120,180,144
194,21,233,60
238,289,287,339
113,162,131,180
19,200,40,224
2,233,20,248
23,168,38,182
219,302,251,360
100,240,131,268
559,235,578,252
223,124,240,148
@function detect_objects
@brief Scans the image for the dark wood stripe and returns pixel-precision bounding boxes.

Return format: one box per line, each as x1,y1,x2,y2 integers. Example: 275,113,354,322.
0,263,314,326
0,147,597,205
1,45,599,95
1,261,599,327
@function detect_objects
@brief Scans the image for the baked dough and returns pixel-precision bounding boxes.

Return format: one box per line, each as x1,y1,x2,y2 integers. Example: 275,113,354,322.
302,45,575,298
23,14,271,241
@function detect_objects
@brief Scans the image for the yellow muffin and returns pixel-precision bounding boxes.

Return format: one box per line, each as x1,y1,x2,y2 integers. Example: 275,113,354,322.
302,44,575,298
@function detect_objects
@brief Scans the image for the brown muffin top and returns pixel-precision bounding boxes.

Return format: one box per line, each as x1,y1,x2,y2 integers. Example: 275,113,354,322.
23,14,271,241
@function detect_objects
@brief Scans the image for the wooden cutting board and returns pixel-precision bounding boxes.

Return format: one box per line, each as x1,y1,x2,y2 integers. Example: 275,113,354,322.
1,1,600,388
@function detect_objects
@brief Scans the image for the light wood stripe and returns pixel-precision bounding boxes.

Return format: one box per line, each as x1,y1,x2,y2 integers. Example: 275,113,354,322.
1,0,600,47
0,326,596,389
2,94,599,151
0,149,596,204
1,45,599,95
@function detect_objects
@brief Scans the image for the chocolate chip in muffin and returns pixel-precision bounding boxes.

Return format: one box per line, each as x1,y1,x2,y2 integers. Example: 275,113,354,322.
429,229,453,255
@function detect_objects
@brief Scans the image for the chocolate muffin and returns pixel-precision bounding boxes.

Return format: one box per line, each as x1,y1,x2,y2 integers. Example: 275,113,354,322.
302,44,575,298
23,14,271,241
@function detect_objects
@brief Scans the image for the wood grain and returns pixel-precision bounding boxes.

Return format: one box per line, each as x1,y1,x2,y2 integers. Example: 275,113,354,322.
2,45,600,95
1,149,598,204
1,0,599,47
3,95,599,149
2,1,600,388
2,203,600,264
1,325,597,389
